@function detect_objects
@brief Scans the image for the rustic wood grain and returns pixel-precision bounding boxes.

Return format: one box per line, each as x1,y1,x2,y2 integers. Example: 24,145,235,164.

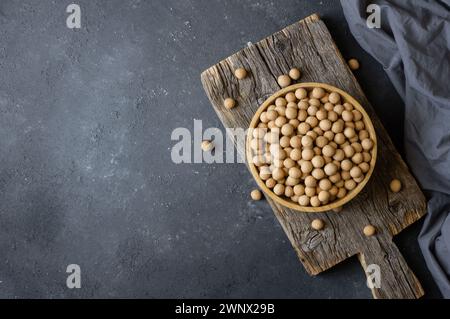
201,14,426,299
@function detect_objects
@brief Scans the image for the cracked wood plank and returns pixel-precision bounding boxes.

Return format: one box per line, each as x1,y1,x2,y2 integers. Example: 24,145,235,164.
201,14,426,299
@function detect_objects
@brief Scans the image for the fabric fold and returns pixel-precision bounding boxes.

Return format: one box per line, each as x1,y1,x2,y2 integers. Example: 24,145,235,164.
340,0,450,298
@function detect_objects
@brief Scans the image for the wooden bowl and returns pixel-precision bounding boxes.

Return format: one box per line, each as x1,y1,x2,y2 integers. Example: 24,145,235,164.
246,83,377,213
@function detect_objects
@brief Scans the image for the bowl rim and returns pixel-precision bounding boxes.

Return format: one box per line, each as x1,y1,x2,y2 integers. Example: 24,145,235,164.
246,82,377,213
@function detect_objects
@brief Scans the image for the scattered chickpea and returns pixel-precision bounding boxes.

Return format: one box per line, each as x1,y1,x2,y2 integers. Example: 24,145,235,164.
289,68,301,80
390,179,402,193
251,189,262,201
363,225,376,237
234,68,248,79
348,58,360,70
201,140,214,152
311,219,325,230
224,98,236,109
277,75,292,88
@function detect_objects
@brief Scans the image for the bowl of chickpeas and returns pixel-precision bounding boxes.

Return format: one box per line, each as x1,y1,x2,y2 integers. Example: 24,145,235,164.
246,83,377,212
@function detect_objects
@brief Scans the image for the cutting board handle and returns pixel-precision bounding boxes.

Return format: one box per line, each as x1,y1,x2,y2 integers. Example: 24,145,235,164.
358,238,424,299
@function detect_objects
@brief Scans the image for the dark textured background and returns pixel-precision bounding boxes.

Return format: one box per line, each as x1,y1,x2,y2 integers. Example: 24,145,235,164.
0,0,441,298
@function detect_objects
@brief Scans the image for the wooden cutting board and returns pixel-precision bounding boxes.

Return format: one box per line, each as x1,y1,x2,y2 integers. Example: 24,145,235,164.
200,14,426,299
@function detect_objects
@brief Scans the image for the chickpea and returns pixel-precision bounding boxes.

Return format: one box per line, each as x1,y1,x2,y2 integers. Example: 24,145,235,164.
298,101,309,110
324,102,334,111
341,159,353,171
390,179,402,193
251,189,262,200
363,225,376,237
302,148,315,161
316,109,328,121
295,88,308,100
322,145,336,158
289,167,302,179
290,136,302,148
316,136,328,148
342,110,354,122
234,68,247,79
319,179,332,191
361,138,374,151
259,166,272,180
324,162,338,176
310,196,321,207
333,149,345,161
298,195,310,206
277,75,291,88
305,176,317,187
329,173,341,184
348,58,360,70
337,187,347,199
332,121,344,134
284,186,294,197
298,122,310,135
290,148,302,161
285,107,298,120
343,145,355,158
266,178,276,188
324,131,335,141
318,190,330,203
224,98,236,109
275,116,287,128
309,98,321,107
302,135,314,148
350,166,363,179
281,123,294,136
359,162,370,173
328,92,341,104
319,119,332,131
334,104,344,115
305,116,319,128
272,168,285,181
298,109,308,121
311,219,325,230
311,155,325,168
273,184,285,196
286,176,300,186
312,87,326,99
343,127,356,139
344,179,357,191
301,161,313,174
201,140,214,152
311,168,325,180
289,68,301,80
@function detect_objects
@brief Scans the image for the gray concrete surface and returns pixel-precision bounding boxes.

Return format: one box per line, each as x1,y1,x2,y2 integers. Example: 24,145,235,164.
0,0,441,298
